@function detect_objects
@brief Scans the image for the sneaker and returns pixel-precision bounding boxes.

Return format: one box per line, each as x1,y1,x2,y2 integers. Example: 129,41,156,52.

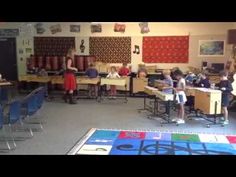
171,118,178,122
220,117,225,121
222,120,229,125
176,119,185,124
113,96,117,99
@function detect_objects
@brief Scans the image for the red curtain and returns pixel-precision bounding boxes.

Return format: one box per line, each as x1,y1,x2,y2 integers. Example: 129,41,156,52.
143,36,189,63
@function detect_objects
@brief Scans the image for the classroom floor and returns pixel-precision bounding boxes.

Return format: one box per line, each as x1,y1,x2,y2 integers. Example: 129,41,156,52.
1,97,236,154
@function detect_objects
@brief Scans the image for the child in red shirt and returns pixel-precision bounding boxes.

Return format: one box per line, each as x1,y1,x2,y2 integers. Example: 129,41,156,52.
119,63,130,76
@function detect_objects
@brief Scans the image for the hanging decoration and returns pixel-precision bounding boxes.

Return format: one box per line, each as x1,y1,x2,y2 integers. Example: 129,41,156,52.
34,23,46,34
50,24,62,34
139,22,150,34
114,23,126,33
133,45,140,54
19,23,34,36
70,25,80,32
80,39,85,53
91,24,102,33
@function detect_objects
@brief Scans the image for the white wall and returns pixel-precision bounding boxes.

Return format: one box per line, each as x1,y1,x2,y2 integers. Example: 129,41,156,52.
0,22,235,75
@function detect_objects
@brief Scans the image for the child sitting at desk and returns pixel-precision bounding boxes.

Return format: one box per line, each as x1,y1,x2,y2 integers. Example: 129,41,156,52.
137,64,147,78
107,66,120,98
196,72,211,88
37,68,48,77
218,71,233,125
85,63,99,98
119,63,130,76
37,68,49,98
173,69,187,124
185,71,196,86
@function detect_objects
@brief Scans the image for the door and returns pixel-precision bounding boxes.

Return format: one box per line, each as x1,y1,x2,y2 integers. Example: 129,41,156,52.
0,38,17,81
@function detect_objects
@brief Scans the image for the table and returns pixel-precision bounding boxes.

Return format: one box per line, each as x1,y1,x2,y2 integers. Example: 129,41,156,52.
187,87,223,127
138,86,175,125
0,81,14,104
99,78,127,103
132,78,148,94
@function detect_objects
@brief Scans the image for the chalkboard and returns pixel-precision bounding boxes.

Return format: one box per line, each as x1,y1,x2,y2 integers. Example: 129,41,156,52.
0,29,19,37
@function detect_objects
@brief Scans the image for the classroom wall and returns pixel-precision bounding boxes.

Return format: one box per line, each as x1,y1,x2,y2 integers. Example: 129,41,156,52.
0,22,235,76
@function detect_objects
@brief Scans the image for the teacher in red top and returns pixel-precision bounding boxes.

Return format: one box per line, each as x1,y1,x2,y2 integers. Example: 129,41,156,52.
63,48,78,104
118,63,130,76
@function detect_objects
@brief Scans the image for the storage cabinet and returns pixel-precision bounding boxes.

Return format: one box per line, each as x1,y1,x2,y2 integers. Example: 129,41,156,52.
194,88,222,114
132,78,148,93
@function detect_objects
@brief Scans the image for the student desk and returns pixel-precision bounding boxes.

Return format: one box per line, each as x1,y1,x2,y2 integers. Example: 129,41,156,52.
18,75,51,94
187,87,223,127
76,77,100,99
139,86,175,125
132,78,148,94
0,81,14,104
99,78,127,103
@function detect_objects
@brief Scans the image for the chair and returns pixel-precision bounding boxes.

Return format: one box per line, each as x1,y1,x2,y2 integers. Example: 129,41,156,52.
0,104,13,151
6,100,33,141
21,87,45,131
0,88,9,105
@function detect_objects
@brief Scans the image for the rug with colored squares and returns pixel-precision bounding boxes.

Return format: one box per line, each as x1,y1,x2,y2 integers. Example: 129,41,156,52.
67,128,236,155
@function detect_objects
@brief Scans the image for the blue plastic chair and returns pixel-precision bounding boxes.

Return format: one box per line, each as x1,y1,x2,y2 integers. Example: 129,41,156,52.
20,87,45,131
0,104,12,151
0,88,8,105
7,100,33,140
9,101,21,124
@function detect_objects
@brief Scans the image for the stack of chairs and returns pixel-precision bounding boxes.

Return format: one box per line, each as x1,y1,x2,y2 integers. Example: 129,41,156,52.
0,86,46,152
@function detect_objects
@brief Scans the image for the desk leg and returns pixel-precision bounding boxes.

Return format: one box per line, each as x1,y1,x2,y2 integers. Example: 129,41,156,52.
125,84,128,103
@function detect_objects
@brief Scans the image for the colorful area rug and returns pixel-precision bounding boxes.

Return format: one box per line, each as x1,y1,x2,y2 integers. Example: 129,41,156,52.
67,128,236,155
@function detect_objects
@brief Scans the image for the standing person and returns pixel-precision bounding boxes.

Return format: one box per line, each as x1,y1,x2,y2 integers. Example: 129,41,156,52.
173,69,187,124
85,63,99,98
218,71,233,125
119,63,130,76
63,48,78,104
161,69,174,94
107,66,120,98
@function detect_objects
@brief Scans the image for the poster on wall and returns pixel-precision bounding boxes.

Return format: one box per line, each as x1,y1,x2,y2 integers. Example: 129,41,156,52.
199,40,225,57
91,24,102,33
50,24,62,34
139,22,150,34
70,25,80,32
19,49,24,54
19,23,34,36
0,29,19,37
34,23,46,34
25,48,32,54
114,23,126,33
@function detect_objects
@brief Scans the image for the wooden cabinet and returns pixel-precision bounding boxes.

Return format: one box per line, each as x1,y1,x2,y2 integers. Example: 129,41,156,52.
116,76,130,91
194,88,222,114
208,75,221,84
132,78,148,93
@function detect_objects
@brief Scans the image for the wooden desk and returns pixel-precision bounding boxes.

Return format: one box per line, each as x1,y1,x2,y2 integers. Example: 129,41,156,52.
185,87,201,97
0,81,12,87
194,88,222,115
77,77,100,85
19,75,50,83
100,78,126,86
144,86,158,95
116,76,130,91
50,76,64,85
132,78,148,94
208,75,221,84
153,90,174,101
